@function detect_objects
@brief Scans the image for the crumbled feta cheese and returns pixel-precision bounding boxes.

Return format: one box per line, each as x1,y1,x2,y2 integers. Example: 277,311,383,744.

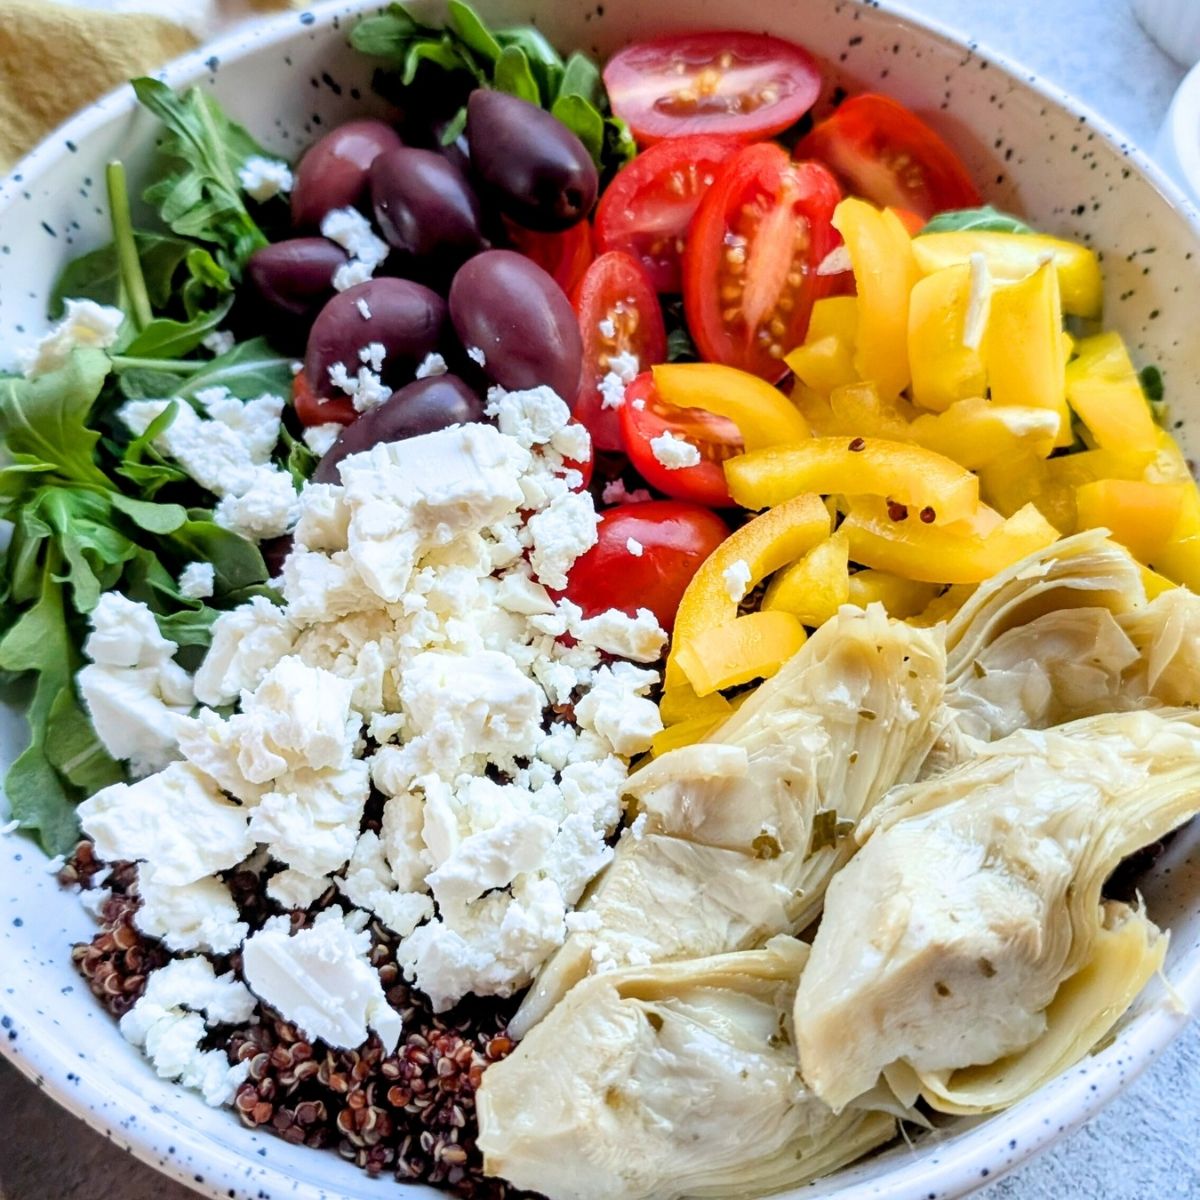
358,340,387,373
598,317,615,338
340,831,433,936
238,155,294,201
241,909,402,1051
293,481,350,552
495,569,556,615
333,259,373,291
723,558,753,603
213,465,299,539
632,397,646,411
415,351,447,379
201,329,236,356
192,596,297,707
267,868,329,911
816,244,853,276
427,811,559,908
355,296,373,321
79,762,255,886
466,345,487,366
598,372,628,411
573,607,667,662
485,385,572,448
527,490,600,589
302,421,341,457
18,299,124,377
134,875,247,954
328,360,392,414
320,207,388,269
608,349,640,381
196,388,284,463
601,479,653,506
649,429,701,470
575,662,663,756
177,561,215,600
626,537,644,557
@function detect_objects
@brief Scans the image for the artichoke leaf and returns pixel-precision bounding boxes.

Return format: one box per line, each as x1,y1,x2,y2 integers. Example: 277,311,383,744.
796,709,1200,1114
479,937,896,1200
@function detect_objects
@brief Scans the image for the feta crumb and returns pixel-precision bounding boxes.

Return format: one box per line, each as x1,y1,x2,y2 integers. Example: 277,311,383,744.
963,251,992,352
302,421,341,457
333,259,373,291
178,561,215,600
649,430,701,470
632,397,646,411
213,466,299,540
485,385,571,448
601,479,653,506
355,296,373,320
19,299,124,377
527,490,600,590
238,155,294,201
201,329,235,356
572,607,667,662
575,662,663,756
598,372,628,411
415,351,448,379
328,361,392,414
267,868,328,911
816,244,853,276
467,345,487,366
0,818,19,836
626,537,644,557
134,875,247,954
598,317,616,338
358,341,386,372
608,349,640,383
723,558,753,603
320,207,388,269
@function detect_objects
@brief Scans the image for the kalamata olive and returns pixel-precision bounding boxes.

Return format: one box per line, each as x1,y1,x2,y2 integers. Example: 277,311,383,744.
448,250,582,401
247,238,347,319
466,91,598,232
291,119,404,229
304,278,446,395
314,375,485,483
369,147,483,263
431,116,472,177
260,534,294,578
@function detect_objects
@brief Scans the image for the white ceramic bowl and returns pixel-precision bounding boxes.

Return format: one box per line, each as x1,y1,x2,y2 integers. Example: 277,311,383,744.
1156,56,1200,205
1,2,1199,1199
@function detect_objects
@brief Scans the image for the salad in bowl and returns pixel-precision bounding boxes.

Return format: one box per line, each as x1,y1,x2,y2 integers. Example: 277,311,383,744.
1,3,1199,1199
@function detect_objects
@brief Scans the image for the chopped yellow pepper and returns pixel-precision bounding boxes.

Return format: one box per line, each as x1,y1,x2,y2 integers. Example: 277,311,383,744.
666,494,831,687
1144,480,1200,591
674,610,806,696
1075,479,1189,563
846,569,940,618
912,583,977,626
983,259,1072,447
828,381,916,440
1064,332,1158,453
842,498,1060,584
658,684,732,725
1146,428,1194,484
725,436,980,525
1140,565,1179,599
910,397,1059,470
911,230,1103,318
763,529,850,626
652,362,810,450
833,198,920,398
650,716,723,757
907,258,989,412
785,296,860,394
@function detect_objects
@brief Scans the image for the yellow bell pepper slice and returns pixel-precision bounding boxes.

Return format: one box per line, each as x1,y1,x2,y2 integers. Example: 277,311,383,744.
912,583,977,626
652,363,809,451
650,716,723,757
666,493,831,687
911,230,1103,318
1074,479,1189,563
983,258,1072,447
846,569,940,618
658,684,732,726
763,529,850,626
910,397,1059,470
1064,332,1158,453
1144,480,1200,591
907,257,990,412
725,436,980,525
785,296,860,394
674,610,806,696
833,198,919,398
842,498,1060,584
828,381,917,440
1140,565,1179,599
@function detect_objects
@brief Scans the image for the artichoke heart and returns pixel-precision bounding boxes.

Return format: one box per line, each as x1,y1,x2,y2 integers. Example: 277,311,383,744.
795,708,1200,1114
478,937,896,1200
511,605,946,1037
936,531,1200,762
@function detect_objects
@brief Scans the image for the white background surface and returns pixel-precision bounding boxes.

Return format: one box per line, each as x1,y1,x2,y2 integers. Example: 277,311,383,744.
1,1,1198,1198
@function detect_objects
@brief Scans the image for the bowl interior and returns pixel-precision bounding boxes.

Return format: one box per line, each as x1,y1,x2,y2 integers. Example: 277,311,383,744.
1,3,1199,1199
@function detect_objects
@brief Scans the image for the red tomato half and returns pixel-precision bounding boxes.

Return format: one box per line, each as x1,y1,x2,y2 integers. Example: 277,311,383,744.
798,94,982,221
572,252,667,453
562,500,730,631
683,143,841,381
604,32,821,144
293,370,356,426
504,218,595,297
594,135,742,292
619,371,743,507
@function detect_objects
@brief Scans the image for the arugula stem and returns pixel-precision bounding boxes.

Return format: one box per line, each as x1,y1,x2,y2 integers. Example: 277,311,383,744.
105,161,154,332
108,355,208,374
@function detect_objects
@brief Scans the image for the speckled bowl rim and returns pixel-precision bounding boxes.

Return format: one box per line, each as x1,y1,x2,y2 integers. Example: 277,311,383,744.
1,3,1198,1199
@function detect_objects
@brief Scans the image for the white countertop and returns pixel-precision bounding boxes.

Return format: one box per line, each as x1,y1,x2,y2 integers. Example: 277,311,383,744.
1,2,1198,1199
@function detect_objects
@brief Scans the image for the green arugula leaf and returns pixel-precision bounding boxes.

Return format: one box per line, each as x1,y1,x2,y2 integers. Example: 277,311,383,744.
116,337,293,402
49,231,197,317
167,517,270,593
181,246,232,318
349,5,423,57
37,489,140,613
919,205,1034,235
559,52,601,106
114,401,188,496
552,93,605,165
279,426,319,487
120,293,233,360
109,492,190,536
0,349,112,490
45,688,123,794
133,77,270,273
495,27,563,99
495,45,540,104
447,0,501,61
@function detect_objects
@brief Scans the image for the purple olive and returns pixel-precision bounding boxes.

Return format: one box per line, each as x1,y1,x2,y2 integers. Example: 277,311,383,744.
314,375,485,483
247,238,347,320
369,147,483,263
291,119,404,229
466,91,598,232
449,250,582,401
305,278,446,395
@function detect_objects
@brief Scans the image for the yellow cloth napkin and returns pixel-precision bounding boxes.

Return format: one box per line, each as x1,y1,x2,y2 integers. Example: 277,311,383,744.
0,0,293,171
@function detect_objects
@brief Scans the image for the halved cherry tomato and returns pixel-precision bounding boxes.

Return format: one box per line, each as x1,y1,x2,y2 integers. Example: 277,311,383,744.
594,135,742,292
684,144,841,381
619,371,743,506
604,32,821,145
572,252,667,452
504,217,595,296
798,94,981,221
561,500,731,631
293,370,356,426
